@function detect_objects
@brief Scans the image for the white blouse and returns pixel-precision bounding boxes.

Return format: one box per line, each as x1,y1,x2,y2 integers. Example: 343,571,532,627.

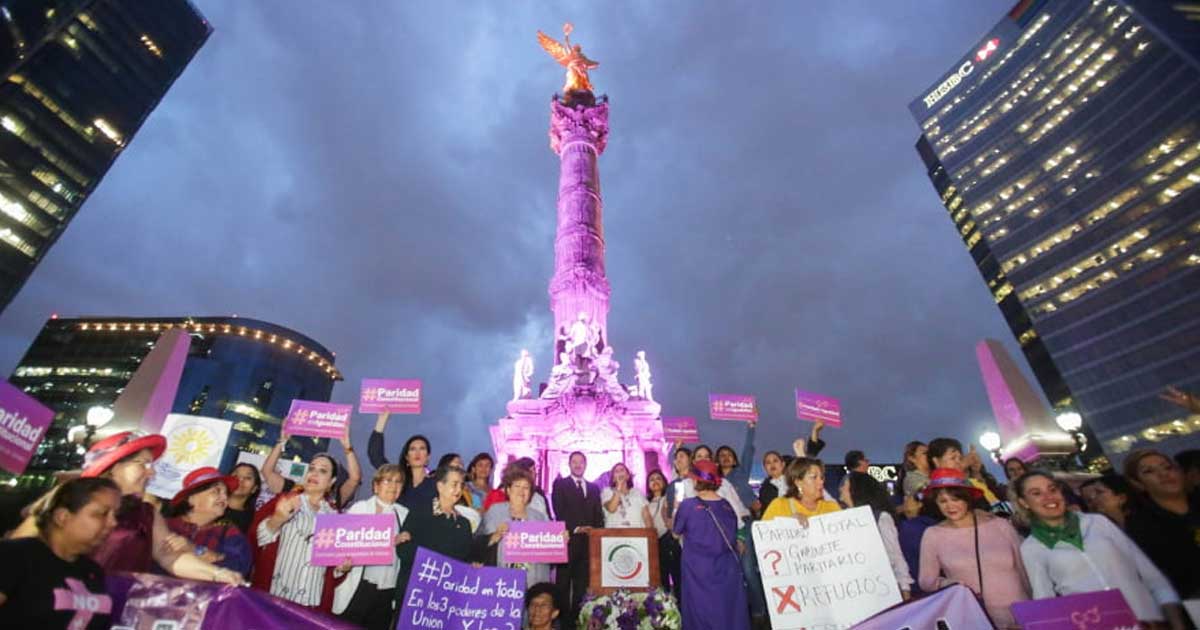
256,495,336,607
876,512,913,592
1020,513,1178,622
600,487,649,528
648,495,670,537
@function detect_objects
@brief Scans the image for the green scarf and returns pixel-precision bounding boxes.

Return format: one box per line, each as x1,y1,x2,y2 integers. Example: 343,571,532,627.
1031,511,1084,550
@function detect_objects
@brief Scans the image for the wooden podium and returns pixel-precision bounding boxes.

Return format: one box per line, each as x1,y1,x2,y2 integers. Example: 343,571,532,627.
587,528,661,595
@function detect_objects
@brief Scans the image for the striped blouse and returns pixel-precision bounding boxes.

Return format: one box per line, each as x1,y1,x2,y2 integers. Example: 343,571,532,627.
256,496,335,606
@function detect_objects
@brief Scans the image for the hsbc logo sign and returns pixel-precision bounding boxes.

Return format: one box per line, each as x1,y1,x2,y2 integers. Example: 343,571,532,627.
923,38,1002,109
975,38,999,61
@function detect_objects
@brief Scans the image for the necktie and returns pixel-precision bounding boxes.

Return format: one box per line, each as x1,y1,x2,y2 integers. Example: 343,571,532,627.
577,478,585,498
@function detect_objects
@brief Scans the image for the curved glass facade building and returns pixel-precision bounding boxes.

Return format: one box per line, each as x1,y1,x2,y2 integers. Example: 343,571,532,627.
10,316,342,472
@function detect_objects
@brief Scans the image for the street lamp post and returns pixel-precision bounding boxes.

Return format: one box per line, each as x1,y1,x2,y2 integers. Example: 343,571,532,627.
1055,411,1086,469
979,431,1003,465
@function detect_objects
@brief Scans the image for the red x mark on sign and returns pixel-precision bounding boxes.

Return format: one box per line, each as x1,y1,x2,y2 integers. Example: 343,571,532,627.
772,585,802,614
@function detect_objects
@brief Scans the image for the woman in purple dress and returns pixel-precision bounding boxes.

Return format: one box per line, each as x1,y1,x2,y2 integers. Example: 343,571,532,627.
672,460,750,630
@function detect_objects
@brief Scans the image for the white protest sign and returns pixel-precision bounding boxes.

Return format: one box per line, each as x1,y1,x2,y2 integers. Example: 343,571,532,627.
752,506,901,630
146,414,232,499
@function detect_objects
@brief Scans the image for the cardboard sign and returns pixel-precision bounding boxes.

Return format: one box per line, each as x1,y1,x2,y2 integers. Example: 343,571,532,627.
708,393,758,421
1012,589,1139,630
309,514,395,566
0,381,53,474
661,417,700,442
503,520,568,564
794,389,842,427
146,414,232,499
359,378,421,414
283,400,351,439
398,547,526,630
752,506,902,629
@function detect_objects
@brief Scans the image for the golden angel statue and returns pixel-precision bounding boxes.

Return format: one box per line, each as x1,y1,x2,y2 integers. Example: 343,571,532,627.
537,22,599,93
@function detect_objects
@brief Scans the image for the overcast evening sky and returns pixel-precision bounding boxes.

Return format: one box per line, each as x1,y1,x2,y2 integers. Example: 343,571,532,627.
0,1,1036,473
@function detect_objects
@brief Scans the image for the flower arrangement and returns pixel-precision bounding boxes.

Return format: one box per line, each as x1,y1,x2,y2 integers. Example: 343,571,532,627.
578,588,681,630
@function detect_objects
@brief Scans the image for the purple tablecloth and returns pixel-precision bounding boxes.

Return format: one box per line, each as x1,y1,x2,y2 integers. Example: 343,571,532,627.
106,572,362,629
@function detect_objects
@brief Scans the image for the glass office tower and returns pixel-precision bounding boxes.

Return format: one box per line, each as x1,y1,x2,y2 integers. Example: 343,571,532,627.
10,316,342,472
910,0,1200,460
0,0,210,312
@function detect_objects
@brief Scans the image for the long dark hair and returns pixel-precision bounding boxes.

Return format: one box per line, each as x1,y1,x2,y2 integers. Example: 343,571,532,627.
231,462,262,509
846,471,894,521
310,453,343,507
646,469,668,499
400,435,431,488
466,452,494,486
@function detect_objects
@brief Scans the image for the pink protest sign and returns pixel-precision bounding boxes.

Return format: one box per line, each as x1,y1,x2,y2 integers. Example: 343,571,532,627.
662,417,700,442
503,520,568,564
359,379,421,414
0,381,54,474
284,400,352,439
310,513,395,566
1011,589,1138,630
709,393,758,421
795,389,842,427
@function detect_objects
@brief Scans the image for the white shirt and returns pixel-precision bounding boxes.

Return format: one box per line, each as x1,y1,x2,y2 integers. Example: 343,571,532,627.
876,512,913,592
570,476,588,499
332,496,410,614
257,495,336,607
648,495,670,537
600,487,649,528
1020,513,1179,621
675,477,750,520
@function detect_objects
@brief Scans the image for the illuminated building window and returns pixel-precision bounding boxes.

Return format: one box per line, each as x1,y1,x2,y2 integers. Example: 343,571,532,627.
0,191,50,236
0,113,90,186
1018,328,1039,346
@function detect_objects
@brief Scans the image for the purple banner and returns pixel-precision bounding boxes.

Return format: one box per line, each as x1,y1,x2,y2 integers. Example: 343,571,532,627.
852,584,992,630
399,547,526,630
662,416,700,442
708,393,758,421
283,399,351,439
310,514,395,566
795,389,842,427
107,572,359,630
1012,589,1138,630
0,380,54,474
360,378,422,414
503,520,568,564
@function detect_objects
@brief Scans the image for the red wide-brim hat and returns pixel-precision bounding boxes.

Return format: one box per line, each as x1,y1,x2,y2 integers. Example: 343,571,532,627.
688,460,723,487
80,431,167,478
170,466,238,506
919,467,984,501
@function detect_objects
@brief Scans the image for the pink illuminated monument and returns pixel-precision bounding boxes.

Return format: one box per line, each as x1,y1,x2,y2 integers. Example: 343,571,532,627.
976,339,1075,463
489,26,671,487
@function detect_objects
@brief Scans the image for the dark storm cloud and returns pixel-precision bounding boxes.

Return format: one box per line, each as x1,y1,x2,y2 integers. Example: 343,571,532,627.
0,1,1036,470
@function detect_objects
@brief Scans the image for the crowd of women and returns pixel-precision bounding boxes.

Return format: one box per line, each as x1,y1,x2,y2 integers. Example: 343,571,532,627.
1,408,1198,630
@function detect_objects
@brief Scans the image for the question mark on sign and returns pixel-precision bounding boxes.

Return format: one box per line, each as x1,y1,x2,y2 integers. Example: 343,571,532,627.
763,550,783,575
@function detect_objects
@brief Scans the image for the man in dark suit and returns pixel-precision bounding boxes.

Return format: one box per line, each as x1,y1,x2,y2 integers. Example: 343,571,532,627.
551,451,603,629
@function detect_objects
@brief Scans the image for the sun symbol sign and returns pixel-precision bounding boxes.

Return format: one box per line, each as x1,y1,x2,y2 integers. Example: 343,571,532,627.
167,427,215,466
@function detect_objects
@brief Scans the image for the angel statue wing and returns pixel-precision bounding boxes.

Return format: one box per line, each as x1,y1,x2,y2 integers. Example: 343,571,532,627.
537,30,571,67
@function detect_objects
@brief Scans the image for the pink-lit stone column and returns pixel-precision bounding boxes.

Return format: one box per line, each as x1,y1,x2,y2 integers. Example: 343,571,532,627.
548,96,611,355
